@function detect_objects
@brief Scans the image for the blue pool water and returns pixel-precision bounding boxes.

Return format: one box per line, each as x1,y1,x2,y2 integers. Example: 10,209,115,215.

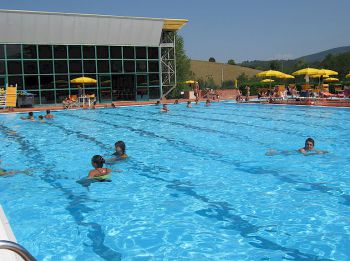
0,102,349,260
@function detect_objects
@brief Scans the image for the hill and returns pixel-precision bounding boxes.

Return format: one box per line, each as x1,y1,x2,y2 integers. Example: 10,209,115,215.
299,46,350,63
190,60,260,86
239,46,350,73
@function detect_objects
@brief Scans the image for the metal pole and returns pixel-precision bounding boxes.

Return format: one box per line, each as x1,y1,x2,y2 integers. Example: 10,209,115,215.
0,240,36,261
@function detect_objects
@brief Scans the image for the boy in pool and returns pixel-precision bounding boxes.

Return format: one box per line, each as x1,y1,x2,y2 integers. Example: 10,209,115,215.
160,104,169,112
88,155,113,181
44,109,54,119
113,141,128,159
38,115,45,121
20,112,34,120
187,101,192,108
205,99,211,107
299,138,327,155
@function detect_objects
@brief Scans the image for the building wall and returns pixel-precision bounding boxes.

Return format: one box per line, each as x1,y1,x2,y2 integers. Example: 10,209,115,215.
0,44,162,104
0,10,164,46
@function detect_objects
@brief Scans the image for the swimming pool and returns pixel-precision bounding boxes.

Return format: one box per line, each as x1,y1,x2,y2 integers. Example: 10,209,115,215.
0,102,349,260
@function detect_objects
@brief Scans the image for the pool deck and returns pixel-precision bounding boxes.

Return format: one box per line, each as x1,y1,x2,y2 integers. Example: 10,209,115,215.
0,206,23,261
0,98,215,114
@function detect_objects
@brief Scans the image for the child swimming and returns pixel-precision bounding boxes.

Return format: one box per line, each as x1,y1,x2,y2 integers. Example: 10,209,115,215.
88,155,113,181
160,104,169,112
299,138,328,155
20,112,34,120
187,101,192,108
112,141,128,159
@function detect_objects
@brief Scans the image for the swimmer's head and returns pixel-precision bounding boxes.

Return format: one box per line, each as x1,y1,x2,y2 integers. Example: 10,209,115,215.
305,138,315,150
115,141,126,155
91,155,105,168
29,112,33,117
38,115,44,120
46,110,51,115
111,103,115,108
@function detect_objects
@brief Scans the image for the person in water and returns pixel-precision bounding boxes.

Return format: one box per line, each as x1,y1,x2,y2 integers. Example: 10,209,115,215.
174,100,179,104
155,100,161,106
20,112,34,120
44,109,54,119
88,155,112,181
161,104,169,112
187,101,192,108
299,138,327,155
205,99,211,107
0,160,31,177
111,103,116,108
113,141,128,159
38,115,44,121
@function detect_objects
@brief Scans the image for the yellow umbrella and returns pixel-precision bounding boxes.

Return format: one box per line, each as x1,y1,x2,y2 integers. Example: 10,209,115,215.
292,67,320,76
184,80,197,84
317,69,338,76
261,79,275,83
346,73,350,79
278,73,295,79
70,77,97,84
310,74,329,78
324,77,339,82
256,70,285,78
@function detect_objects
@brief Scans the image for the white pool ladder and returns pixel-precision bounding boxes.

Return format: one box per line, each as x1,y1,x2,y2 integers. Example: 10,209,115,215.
0,240,36,261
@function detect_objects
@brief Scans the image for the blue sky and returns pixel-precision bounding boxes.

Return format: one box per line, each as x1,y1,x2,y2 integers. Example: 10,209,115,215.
1,0,349,62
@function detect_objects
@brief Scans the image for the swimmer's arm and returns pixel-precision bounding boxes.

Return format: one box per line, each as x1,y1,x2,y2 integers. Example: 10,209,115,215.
88,170,96,179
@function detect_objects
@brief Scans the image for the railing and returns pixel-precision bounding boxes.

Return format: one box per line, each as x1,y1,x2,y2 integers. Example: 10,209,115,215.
0,240,36,261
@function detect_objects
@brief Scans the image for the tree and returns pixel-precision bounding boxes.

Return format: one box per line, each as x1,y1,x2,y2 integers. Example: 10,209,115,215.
227,59,236,65
209,57,216,62
175,33,191,83
269,60,281,70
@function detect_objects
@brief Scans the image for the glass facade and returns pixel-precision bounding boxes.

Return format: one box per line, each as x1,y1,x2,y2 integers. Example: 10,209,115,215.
0,44,161,104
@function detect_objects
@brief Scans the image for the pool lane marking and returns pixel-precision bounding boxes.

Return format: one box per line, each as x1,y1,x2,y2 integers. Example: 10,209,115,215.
33,116,333,260
58,111,350,209
0,123,122,261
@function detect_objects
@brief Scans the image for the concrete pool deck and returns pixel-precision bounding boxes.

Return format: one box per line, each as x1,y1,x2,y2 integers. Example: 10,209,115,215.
0,206,23,261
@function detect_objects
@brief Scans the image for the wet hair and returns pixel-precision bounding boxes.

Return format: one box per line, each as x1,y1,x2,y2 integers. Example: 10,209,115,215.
305,138,315,146
46,109,51,114
111,103,116,108
91,155,105,168
29,112,33,117
187,101,191,104
114,141,126,154
38,115,44,120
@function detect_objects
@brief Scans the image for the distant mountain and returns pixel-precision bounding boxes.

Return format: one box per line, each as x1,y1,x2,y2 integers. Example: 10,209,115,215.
298,46,350,63
239,46,350,73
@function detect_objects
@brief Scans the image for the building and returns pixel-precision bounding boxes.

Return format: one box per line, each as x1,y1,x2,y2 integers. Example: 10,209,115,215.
0,9,187,104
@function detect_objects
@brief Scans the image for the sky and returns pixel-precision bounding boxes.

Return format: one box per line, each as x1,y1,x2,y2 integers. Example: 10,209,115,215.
0,0,349,63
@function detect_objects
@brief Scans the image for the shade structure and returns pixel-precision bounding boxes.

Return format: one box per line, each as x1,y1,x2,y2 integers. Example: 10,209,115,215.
278,73,295,79
324,77,339,82
310,74,329,78
261,79,275,83
292,68,320,76
317,69,338,76
70,77,97,84
184,80,198,84
256,70,285,78
346,73,350,79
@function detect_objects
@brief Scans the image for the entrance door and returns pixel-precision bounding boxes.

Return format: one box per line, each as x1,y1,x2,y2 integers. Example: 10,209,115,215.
112,75,135,101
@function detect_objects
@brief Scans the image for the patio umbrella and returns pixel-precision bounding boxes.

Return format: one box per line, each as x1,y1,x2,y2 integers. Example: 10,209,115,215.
70,77,97,84
324,77,339,82
261,79,275,83
184,80,198,84
278,73,295,79
310,74,329,78
317,69,338,76
346,73,350,78
292,68,320,83
256,70,285,88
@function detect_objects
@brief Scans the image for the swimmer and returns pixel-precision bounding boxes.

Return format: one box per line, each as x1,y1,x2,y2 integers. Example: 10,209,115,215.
0,161,31,177
299,138,328,155
111,103,116,108
38,115,44,121
44,109,54,119
205,99,211,107
155,100,161,106
88,155,113,181
187,101,192,108
195,98,199,105
112,141,128,159
20,112,34,120
160,104,169,112
174,100,179,104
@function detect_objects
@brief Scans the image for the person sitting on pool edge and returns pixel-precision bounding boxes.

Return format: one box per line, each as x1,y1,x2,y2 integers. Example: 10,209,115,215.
20,112,34,120
299,138,327,155
88,155,113,181
160,104,169,112
113,141,128,160
44,109,54,119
